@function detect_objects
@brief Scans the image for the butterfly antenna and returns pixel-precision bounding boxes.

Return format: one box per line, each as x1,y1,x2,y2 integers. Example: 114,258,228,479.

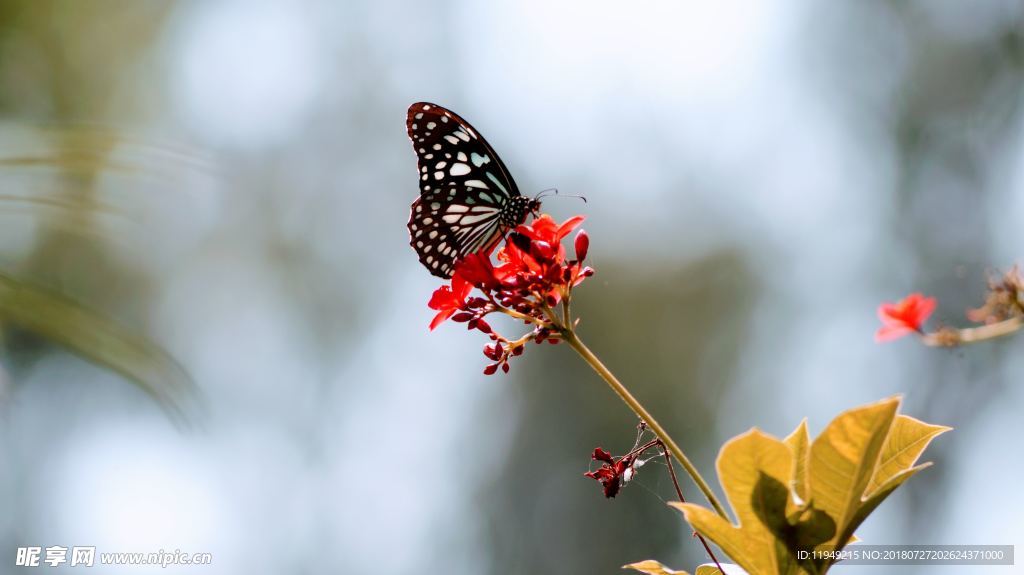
535,188,588,203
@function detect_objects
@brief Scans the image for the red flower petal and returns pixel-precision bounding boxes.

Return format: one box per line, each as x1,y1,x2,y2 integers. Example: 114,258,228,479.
429,309,455,331
427,276,475,330
591,447,614,464
875,324,914,342
452,273,472,300
556,215,586,240
427,285,454,311
454,253,499,289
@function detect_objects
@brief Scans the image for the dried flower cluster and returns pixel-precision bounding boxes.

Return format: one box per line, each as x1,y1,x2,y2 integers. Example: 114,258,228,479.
967,265,1024,324
584,447,639,498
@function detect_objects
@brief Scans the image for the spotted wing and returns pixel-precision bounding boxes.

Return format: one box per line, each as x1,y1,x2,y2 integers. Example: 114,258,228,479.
406,102,520,200
406,102,520,278
408,185,508,278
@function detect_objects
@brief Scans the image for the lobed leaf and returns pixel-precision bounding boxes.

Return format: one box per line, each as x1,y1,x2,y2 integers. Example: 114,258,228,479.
673,429,796,575
669,397,948,575
866,415,950,496
808,397,899,548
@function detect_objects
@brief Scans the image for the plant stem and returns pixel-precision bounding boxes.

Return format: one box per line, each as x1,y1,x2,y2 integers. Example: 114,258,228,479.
921,316,1022,346
662,445,724,573
562,330,729,519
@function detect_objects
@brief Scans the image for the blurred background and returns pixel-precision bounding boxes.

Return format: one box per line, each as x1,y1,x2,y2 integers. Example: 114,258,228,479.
0,0,1021,573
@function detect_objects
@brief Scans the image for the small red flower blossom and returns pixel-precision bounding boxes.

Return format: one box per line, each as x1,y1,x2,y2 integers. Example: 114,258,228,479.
426,213,595,374
427,274,472,330
584,447,637,498
875,293,936,342
454,252,502,289
517,213,585,245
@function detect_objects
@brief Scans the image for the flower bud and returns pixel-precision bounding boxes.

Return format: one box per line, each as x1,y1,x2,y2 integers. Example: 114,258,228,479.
475,318,492,334
574,230,589,262
483,344,502,361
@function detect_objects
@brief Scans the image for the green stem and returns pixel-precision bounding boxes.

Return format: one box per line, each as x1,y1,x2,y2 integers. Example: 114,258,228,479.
562,330,729,519
920,316,1022,346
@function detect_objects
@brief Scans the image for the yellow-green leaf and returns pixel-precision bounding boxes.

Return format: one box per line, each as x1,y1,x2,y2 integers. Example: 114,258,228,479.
808,396,899,547
783,419,810,503
696,565,749,575
841,464,929,546
624,559,690,575
672,397,948,575
866,415,950,496
673,429,795,575
673,504,749,572
623,561,751,575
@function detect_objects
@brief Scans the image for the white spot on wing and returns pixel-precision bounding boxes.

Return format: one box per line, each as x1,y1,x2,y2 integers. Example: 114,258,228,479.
450,163,471,176
486,172,507,192
460,212,498,225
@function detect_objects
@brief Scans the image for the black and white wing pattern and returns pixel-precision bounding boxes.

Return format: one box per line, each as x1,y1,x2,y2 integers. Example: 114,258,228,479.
406,102,538,278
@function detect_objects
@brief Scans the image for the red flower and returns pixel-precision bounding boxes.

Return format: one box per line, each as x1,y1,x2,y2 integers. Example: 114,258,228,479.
454,252,501,289
875,293,936,342
425,212,595,374
515,214,585,263
427,274,472,330
517,213,584,243
584,447,637,498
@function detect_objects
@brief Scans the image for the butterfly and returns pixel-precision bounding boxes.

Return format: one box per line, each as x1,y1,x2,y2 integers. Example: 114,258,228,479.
406,102,540,278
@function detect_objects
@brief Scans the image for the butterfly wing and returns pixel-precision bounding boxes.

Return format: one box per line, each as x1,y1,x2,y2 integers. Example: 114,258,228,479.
409,187,507,277
406,102,521,278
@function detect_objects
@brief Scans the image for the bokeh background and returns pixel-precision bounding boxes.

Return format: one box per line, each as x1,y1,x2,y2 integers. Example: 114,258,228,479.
0,1,1022,573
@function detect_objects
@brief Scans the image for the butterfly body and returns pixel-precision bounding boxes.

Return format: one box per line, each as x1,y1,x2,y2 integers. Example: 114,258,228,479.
406,102,540,278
